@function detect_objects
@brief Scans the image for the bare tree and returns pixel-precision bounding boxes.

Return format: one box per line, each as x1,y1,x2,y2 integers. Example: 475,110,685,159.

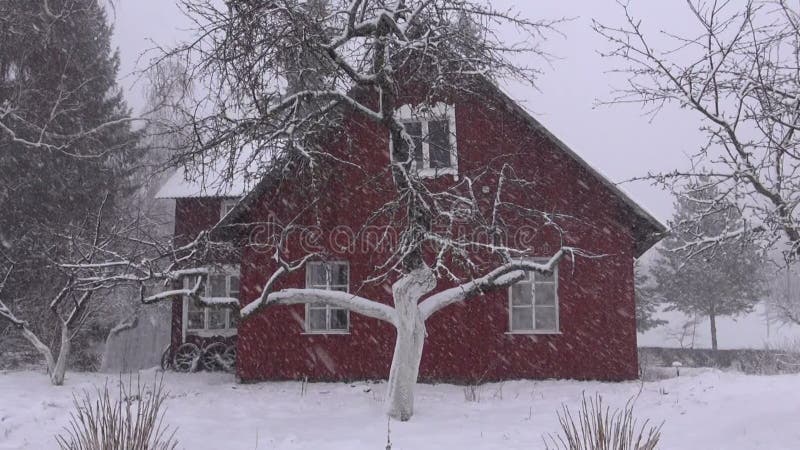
766,263,800,326
594,0,800,324
136,0,578,421
0,198,120,385
595,1,800,252
666,315,701,350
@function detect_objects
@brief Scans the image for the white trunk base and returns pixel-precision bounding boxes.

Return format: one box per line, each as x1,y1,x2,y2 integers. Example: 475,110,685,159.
21,323,69,386
385,266,435,421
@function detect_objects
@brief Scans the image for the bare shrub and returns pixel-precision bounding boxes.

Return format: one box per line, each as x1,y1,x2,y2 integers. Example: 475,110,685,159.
463,384,481,403
544,393,662,450
770,338,800,372
55,376,178,450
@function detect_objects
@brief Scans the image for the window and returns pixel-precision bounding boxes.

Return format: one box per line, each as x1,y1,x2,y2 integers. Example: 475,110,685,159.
305,261,349,333
220,198,238,219
508,264,558,333
184,269,240,335
392,103,458,177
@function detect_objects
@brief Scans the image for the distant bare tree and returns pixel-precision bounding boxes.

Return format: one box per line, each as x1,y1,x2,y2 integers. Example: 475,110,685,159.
766,264,800,326
666,316,701,350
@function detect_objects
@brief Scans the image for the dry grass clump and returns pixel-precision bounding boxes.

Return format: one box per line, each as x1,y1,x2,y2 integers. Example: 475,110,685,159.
55,375,178,450
544,393,662,450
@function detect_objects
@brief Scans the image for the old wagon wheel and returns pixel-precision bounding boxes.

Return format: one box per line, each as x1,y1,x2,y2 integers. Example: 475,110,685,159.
201,342,229,372
160,344,172,371
173,343,201,372
221,345,236,373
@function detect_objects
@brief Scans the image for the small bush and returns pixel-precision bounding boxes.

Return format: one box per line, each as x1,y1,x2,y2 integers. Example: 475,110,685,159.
55,376,178,450
544,393,662,450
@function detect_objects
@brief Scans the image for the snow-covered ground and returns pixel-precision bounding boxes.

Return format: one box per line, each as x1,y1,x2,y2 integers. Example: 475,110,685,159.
1,368,798,449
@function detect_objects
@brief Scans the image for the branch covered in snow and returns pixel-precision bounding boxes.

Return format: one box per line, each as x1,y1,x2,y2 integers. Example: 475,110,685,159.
419,247,574,320
249,288,398,326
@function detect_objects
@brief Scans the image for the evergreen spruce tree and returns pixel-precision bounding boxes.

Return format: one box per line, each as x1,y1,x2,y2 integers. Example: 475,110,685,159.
0,0,140,382
651,182,766,350
634,264,666,333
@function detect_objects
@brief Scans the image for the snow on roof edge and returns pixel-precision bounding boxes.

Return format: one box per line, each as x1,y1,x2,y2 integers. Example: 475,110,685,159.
155,167,249,199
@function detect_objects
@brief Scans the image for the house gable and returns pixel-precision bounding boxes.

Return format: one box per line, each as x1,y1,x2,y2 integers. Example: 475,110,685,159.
211,82,665,258
161,81,664,383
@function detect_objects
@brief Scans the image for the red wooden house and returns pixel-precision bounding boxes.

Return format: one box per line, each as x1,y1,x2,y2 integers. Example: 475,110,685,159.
157,83,665,383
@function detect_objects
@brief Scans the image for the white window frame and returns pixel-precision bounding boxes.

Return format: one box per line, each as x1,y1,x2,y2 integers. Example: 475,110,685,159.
182,266,240,339
390,103,458,178
220,197,239,219
507,260,560,335
304,261,350,334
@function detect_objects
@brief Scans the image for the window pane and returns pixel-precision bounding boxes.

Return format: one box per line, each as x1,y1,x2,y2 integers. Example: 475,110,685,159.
330,308,349,330
222,200,236,216
187,311,205,329
308,308,327,331
403,121,424,169
307,264,326,287
208,308,227,329
306,262,350,332
229,309,239,328
534,270,555,283
229,276,240,297
405,120,422,137
185,276,205,295
511,283,533,306
535,306,557,331
209,275,226,297
535,283,556,306
511,307,533,331
330,263,348,287
428,119,451,168
187,297,205,328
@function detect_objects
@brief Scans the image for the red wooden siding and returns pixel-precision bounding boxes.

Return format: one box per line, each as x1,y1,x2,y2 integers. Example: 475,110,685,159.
170,198,232,353
218,90,643,383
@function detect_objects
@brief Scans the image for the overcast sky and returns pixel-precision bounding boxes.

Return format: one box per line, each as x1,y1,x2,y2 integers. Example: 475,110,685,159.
108,0,800,348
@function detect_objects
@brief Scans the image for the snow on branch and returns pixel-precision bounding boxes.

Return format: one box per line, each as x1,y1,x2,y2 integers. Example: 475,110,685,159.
668,224,765,259
419,247,575,320
241,253,319,317
0,300,26,329
257,288,398,326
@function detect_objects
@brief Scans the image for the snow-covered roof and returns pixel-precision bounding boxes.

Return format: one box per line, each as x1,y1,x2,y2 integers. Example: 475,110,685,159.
156,167,249,199
155,148,271,199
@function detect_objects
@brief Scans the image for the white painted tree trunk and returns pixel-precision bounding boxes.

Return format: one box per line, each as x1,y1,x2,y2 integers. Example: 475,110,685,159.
50,325,71,386
385,266,436,421
19,323,70,385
